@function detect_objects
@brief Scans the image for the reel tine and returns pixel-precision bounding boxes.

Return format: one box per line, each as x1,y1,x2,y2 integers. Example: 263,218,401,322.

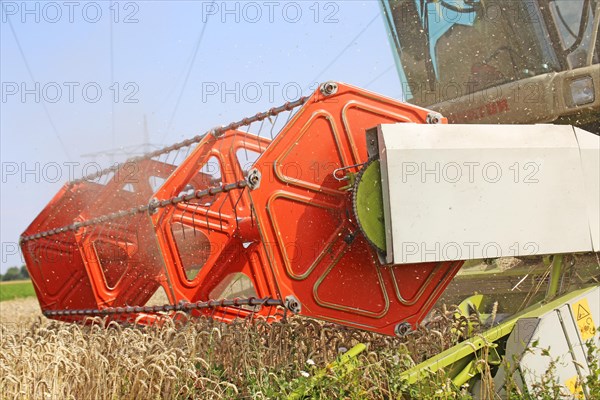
243,121,251,159
269,112,279,140
216,190,230,232
256,118,266,152
232,186,246,231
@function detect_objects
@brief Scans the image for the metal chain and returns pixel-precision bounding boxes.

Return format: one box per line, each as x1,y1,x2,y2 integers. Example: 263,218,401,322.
20,179,248,243
24,98,311,323
69,97,309,185
23,96,310,241
43,297,284,318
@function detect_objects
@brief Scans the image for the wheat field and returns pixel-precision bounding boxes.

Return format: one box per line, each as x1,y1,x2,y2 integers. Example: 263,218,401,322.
3,255,598,399
0,297,469,400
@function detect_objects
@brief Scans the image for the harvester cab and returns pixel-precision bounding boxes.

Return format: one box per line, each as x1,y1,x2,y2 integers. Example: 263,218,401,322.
380,0,599,130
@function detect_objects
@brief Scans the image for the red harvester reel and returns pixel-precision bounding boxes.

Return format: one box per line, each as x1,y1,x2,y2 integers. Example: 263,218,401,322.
21,82,463,336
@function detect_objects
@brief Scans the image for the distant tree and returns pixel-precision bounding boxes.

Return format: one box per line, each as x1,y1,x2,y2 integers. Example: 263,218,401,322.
20,265,29,279
2,267,22,282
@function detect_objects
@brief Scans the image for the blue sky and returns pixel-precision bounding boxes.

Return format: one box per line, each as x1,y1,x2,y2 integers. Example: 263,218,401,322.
1,0,403,272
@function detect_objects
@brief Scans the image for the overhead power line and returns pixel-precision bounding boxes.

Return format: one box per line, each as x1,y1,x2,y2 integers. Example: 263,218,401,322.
364,64,395,88
7,18,72,160
162,1,215,143
305,13,380,92
109,0,116,155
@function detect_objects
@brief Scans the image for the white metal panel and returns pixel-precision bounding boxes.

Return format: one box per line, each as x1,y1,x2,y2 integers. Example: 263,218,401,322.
574,127,600,251
500,286,599,399
518,310,585,397
377,123,598,264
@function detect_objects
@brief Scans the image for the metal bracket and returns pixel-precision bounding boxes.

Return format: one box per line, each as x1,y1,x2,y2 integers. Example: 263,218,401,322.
148,198,160,214
394,322,413,337
426,112,443,124
320,81,338,96
246,168,262,190
284,295,302,314
209,125,225,138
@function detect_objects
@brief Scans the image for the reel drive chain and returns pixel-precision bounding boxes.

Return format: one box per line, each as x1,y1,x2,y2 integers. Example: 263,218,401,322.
20,179,249,243
43,297,284,318
21,97,311,322
68,96,309,186
21,95,311,244
23,178,284,321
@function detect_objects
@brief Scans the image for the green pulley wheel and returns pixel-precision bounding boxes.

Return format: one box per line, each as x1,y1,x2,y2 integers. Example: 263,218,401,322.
352,158,386,253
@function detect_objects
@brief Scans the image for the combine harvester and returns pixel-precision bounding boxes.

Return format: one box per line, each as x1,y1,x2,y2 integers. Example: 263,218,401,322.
20,0,599,397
